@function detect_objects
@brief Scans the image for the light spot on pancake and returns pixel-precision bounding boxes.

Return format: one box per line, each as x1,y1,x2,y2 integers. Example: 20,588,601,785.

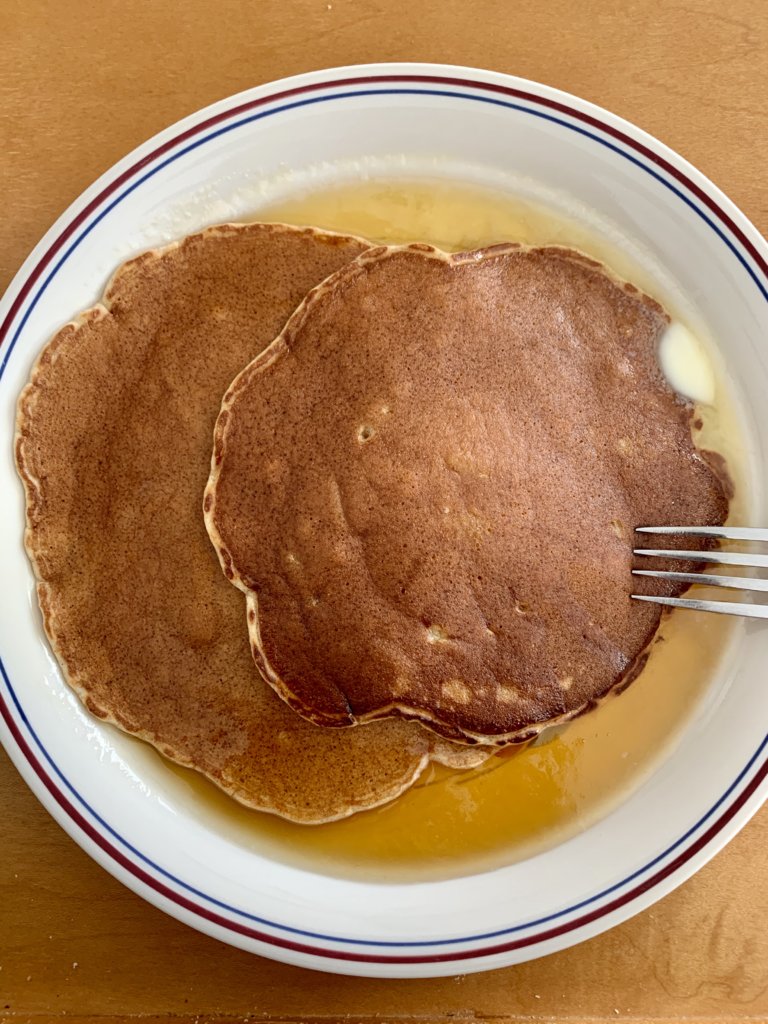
497,686,519,704
263,459,287,485
357,424,376,443
285,551,300,567
426,624,449,643
211,306,230,321
442,679,472,704
445,452,491,478
308,595,320,608
458,510,486,539
560,675,574,691
331,540,352,564
617,437,632,454
297,516,314,541
485,626,496,638
392,676,410,697
610,518,627,539
442,506,451,515
381,404,391,415
514,600,530,616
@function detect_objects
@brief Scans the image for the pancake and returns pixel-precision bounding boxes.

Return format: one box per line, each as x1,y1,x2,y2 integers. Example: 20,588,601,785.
15,223,489,825
205,242,730,745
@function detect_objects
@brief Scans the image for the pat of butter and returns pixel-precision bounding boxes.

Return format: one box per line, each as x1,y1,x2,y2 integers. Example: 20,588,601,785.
658,322,716,405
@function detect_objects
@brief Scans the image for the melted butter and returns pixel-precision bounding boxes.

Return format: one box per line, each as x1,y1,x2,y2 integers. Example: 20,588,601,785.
162,178,747,881
659,322,716,405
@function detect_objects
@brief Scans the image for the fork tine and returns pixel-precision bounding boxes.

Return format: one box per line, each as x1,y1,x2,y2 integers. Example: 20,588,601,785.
631,594,768,618
632,569,768,592
636,525,768,542
634,548,768,568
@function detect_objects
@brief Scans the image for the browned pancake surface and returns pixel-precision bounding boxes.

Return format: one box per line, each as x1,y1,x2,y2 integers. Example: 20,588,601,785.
206,243,729,744
15,224,488,825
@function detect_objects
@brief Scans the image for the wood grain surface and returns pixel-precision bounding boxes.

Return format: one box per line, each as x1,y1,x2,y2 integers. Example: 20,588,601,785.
2,0,768,1020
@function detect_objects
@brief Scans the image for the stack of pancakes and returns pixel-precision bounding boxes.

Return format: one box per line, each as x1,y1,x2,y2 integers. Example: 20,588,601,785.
15,222,729,824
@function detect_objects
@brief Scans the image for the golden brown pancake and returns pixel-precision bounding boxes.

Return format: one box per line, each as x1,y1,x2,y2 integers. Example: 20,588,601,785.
205,242,730,745
15,223,488,825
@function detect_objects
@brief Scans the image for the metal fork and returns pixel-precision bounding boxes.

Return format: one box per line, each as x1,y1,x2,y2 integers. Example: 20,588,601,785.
632,526,768,619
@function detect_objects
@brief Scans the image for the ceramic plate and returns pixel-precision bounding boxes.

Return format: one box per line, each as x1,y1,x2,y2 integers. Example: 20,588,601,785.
2,63,767,978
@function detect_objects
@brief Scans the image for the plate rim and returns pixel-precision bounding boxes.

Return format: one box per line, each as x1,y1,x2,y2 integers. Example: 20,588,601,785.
1,60,767,977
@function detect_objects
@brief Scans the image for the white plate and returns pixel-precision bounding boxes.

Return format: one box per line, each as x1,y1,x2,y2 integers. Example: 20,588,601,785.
2,63,768,978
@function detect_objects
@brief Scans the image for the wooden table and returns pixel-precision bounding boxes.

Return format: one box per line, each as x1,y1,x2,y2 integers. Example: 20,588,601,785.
2,1,768,1020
